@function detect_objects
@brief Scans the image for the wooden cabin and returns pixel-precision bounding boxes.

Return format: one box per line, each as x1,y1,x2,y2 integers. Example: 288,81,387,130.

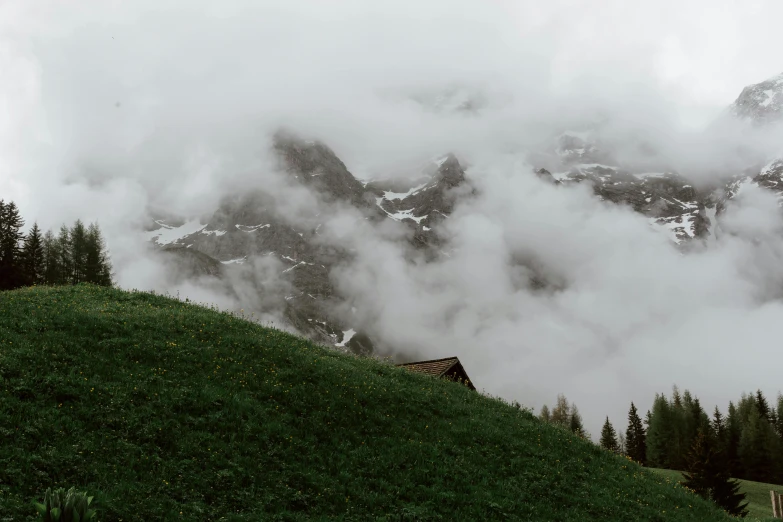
396,356,476,391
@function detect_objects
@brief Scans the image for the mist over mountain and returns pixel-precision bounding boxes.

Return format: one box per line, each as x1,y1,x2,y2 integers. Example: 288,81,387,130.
3,0,783,439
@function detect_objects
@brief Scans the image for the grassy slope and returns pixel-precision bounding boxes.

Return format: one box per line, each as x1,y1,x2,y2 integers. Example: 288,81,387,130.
0,285,734,521
648,468,782,521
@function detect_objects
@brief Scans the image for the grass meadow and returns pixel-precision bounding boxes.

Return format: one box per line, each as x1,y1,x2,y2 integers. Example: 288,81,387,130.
0,284,752,520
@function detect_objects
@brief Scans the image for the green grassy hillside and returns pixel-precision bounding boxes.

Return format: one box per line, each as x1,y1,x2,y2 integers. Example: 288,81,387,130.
648,468,782,521
0,285,737,520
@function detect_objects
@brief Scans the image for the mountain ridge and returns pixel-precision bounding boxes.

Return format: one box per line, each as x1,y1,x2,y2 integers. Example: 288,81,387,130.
144,72,783,356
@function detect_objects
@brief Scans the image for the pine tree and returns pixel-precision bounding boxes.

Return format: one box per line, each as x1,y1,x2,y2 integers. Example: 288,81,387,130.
681,429,715,498
42,230,62,285
21,222,45,286
755,390,771,424
569,404,588,438
685,394,710,462
681,429,749,517
669,387,690,470
617,430,626,455
672,385,682,409
738,405,778,483
0,200,26,290
646,394,671,468
712,406,729,473
626,402,647,465
712,407,725,444
84,223,112,286
56,225,72,285
600,417,619,452
539,404,551,423
726,402,742,477
69,220,89,284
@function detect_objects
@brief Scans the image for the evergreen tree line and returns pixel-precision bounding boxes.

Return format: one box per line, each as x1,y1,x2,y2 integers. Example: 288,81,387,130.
597,386,783,485
0,199,113,290
588,386,783,517
540,389,756,517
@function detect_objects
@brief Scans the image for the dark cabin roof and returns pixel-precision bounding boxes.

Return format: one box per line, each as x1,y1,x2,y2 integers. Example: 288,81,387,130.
396,356,476,391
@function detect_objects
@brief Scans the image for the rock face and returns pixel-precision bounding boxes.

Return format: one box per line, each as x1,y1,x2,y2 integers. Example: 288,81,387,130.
551,163,710,245
731,72,783,125
272,130,379,211
145,135,474,355
146,72,783,354
542,72,783,245
366,154,474,253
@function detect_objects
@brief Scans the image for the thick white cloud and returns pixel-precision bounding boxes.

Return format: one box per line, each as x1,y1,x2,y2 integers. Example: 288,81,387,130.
2,0,783,437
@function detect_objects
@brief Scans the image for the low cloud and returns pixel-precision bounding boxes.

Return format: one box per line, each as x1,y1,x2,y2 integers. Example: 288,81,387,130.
3,0,783,436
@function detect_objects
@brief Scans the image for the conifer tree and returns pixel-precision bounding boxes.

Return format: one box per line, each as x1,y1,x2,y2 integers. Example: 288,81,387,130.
725,402,742,477
685,395,710,460
617,430,626,456
737,393,756,425
42,230,62,285
84,222,112,286
647,393,675,468
56,225,72,285
669,387,690,470
569,404,588,438
672,385,682,409
711,406,730,474
21,222,44,285
738,405,778,483
539,404,551,423
712,407,725,444
69,220,88,284
681,429,749,518
0,200,26,290
600,417,619,452
755,390,771,424
626,402,647,465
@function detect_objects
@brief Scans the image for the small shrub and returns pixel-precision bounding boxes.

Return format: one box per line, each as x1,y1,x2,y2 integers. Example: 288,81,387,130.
33,486,98,522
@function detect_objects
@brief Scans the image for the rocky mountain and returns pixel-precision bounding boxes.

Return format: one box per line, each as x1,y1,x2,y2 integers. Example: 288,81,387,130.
731,72,783,125
535,72,783,246
145,72,783,355
145,133,473,356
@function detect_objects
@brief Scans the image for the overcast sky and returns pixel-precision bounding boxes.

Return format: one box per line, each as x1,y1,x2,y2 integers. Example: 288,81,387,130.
2,0,783,438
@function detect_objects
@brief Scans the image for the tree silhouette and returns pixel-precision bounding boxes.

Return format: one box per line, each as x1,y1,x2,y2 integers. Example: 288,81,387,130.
600,417,619,452
682,429,748,518
21,222,45,285
626,402,647,465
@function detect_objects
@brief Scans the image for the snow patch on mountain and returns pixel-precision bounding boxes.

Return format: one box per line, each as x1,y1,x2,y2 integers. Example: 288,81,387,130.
632,172,668,179
649,214,696,244
236,224,270,232
221,257,247,265
201,229,227,237
389,208,428,223
335,328,356,347
383,182,429,201
145,219,206,246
